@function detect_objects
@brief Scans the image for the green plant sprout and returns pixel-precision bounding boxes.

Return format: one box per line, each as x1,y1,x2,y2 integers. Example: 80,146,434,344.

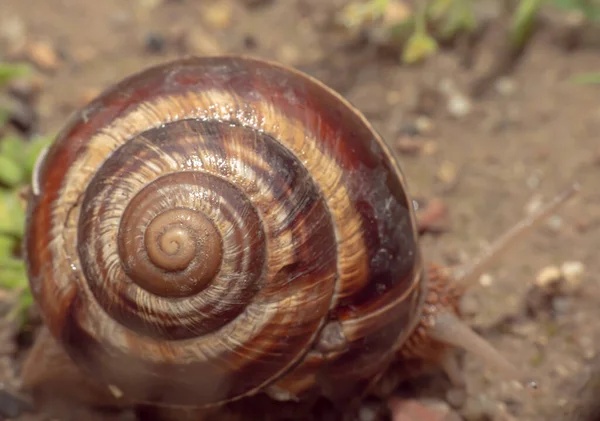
338,0,391,29
403,2,439,63
569,71,600,84
510,0,545,50
340,0,600,64
0,61,52,324
549,0,600,22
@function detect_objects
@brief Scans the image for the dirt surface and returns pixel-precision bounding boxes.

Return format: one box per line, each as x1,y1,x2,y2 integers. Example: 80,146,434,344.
1,1,600,421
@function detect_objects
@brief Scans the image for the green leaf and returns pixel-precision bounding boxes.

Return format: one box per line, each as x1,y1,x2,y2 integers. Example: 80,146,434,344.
438,0,477,39
402,32,439,63
569,72,600,85
0,258,27,290
428,0,454,21
0,62,31,87
0,235,16,259
0,155,25,187
548,0,600,22
339,0,391,28
0,189,26,238
0,136,25,166
510,0,544,48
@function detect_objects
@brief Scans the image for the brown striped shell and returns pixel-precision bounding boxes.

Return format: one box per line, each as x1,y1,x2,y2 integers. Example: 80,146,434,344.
24,56,425,408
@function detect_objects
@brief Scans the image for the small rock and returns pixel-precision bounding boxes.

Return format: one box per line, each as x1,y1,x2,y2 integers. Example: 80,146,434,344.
436,160,457,185
422,140,438,155
0,15,26,54
25,40,60,72
439,78,472,118
535,265,561,289
494,77,516,96
388,398,459,421
525,194,543,215
479,273,493,287
547,215,563,231
276,44,301,66
70,45,98,64
416,198,449,234
358,404,378,421
447,94,472,118
203,2,233,29
461,395,497,421
446,388,467,408
144,32,166,54
396,137,422,155
552,296,571,314
415,116,434,134
184,29,223,55
242,34,258,49
560,261,585,293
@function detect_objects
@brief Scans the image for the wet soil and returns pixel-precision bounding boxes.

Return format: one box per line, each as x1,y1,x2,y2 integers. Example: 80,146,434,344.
1,1,600,420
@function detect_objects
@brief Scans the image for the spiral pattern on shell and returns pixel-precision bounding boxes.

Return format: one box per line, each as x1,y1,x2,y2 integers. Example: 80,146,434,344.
25,56,424,407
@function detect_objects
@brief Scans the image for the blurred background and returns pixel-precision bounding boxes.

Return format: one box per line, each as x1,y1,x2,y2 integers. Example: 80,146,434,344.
1,1,600,420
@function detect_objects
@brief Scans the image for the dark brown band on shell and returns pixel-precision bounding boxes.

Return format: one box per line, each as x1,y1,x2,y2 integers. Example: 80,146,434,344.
24,56,423,406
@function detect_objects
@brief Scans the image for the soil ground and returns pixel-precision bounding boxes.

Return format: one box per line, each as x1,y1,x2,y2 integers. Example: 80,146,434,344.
1,1,600,420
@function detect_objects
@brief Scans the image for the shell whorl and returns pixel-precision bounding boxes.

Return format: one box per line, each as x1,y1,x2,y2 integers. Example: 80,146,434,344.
24,56,424,407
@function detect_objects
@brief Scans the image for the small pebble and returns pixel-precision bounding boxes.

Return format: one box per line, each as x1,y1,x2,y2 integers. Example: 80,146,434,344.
415,116,434,134
203,2,233,29
358,404,378,421
389,398,457,421
446,387,467,408
25,40,60,72
479,273,493,287
552,296,571,314
276,44,301,66
184,29,223,55
461,395,497,421
525,194,543,215
436,160,457,185
416,198,449,234
396,138,422,155
547,215,563,231
422,140,438,155
447,94,472,118
535,265,561,288
243,34,258,49
494,77,516,96
560,261,585,292
144,32,166,54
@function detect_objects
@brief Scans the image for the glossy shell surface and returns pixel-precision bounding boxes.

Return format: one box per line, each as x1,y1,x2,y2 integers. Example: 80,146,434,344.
24,56,425,407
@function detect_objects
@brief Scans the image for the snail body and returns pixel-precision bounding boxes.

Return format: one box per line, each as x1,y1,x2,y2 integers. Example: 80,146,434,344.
21,56,577,416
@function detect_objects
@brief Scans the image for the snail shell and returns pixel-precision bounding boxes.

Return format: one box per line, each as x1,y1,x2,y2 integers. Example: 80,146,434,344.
24,56,424,407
